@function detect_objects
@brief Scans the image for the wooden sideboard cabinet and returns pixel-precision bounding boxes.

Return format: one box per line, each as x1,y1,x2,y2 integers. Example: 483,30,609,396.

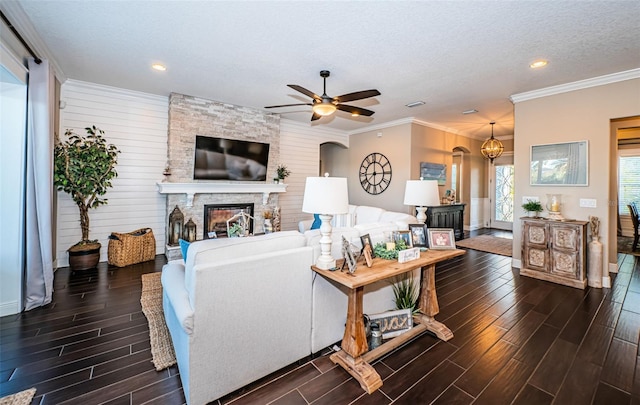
425,204,465,240
520,217,588,289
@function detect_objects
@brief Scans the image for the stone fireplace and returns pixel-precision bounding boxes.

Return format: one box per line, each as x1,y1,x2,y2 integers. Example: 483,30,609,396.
159,92,284,259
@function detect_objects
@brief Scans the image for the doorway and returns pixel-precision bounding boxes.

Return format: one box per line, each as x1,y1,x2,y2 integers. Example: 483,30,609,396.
490,153,514,230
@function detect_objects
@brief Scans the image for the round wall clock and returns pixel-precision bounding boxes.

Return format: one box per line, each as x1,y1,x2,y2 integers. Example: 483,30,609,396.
359,152,392,195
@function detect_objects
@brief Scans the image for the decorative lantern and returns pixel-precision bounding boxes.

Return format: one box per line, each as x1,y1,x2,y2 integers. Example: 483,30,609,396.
168,205,184,246
184,218,197,242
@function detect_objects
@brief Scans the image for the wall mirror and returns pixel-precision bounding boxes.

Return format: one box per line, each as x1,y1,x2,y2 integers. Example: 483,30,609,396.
530,141,588,186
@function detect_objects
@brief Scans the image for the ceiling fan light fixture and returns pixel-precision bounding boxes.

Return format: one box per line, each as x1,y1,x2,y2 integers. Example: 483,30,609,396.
312,102,337,116
151,63,166,71
480,121,504,163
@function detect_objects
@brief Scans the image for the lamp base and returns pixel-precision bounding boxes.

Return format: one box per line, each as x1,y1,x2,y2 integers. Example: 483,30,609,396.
315,256,337,270
415,206,427,223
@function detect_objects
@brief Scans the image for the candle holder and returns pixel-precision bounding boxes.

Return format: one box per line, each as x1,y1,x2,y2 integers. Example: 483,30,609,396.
546,194,564,221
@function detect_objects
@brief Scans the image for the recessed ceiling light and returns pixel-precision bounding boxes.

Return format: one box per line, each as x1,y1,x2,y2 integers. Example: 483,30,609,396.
152,63,167,71
405,101,425,108
462,109,478,115
529,60,548,69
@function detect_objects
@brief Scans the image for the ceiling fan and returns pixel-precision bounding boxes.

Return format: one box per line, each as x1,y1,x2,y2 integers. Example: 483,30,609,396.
264,70,381,121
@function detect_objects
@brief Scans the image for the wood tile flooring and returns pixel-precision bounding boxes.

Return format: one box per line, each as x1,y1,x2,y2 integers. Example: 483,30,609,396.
2,229,640,404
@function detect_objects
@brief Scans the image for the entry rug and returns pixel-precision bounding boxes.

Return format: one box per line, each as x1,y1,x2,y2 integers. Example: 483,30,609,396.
455,235,513,257
0,388,36,405
141,272,177,371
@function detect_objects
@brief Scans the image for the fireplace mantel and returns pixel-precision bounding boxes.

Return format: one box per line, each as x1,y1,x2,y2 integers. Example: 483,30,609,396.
156,182,287,206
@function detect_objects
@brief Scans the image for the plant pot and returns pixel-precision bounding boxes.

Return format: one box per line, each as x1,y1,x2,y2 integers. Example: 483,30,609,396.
68,242,101,271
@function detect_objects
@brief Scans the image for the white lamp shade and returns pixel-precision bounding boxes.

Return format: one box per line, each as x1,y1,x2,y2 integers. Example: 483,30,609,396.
302,176,349,214
403,180,440,206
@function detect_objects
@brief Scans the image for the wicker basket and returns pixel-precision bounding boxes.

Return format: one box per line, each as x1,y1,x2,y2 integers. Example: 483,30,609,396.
108,228,156,267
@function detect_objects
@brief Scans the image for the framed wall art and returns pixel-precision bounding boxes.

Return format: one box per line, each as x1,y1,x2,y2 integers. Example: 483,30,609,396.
420,162,446,185
530,140,588,186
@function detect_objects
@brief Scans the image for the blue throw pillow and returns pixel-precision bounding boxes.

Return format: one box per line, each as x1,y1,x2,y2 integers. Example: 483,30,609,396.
179,239,191,260
310,214,321,230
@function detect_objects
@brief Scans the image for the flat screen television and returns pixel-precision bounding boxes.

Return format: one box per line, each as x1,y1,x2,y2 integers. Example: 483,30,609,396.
193,135,270,181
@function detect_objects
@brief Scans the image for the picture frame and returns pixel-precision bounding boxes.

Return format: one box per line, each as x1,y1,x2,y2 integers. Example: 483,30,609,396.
530,140,588,186
360,233,374,257
420,162,447,185
368,308,413,339
393,230,412,247
427,228,456,250
408,224,428,248
341,236,358,273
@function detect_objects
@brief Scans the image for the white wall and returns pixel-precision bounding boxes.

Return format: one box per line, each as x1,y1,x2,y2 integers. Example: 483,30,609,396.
512,74,640,273
278,119,348,231
56,80,168,267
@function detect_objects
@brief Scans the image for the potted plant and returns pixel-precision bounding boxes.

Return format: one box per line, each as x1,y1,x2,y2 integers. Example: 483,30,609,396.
276,164,291,183
522,199,543,217
54,126,120,270
391,274,420,314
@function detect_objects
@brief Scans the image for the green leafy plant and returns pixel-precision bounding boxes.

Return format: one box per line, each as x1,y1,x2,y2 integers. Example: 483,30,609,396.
53,126,120,247
372,239,409,260
228,223,244,237
276,164,291,180
391,275,420,314
522,199,543,213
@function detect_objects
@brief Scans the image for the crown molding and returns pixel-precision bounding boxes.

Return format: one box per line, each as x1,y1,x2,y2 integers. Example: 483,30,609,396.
510,68,640,103
64,79,168,104
0,1,66,82
348,117,468,138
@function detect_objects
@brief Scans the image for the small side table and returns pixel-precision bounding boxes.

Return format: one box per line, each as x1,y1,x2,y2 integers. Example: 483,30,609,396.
311,249,465,394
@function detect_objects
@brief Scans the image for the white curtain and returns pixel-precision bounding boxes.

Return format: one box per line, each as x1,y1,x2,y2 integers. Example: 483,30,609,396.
24,58,54,311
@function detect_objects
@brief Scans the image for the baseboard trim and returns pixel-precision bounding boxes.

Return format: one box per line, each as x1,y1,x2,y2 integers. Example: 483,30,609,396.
0,300,20,317
609,262,619,274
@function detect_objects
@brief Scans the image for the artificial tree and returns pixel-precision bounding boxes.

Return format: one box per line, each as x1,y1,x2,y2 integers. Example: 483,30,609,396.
54,126,119,268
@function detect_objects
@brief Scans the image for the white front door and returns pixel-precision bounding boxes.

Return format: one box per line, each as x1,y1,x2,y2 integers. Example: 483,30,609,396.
490,153,514,230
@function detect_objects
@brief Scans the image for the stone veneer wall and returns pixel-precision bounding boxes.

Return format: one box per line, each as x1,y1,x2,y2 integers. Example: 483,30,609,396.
167,93,281,239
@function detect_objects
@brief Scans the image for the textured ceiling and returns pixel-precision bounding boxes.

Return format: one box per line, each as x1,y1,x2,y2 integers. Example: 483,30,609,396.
5,1,640,138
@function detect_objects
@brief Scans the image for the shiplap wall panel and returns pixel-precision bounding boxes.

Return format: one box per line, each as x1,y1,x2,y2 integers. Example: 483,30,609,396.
278,119,348,231
56,80,168,268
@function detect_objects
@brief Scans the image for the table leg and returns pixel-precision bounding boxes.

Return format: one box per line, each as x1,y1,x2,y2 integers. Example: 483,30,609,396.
330,286,383,393
415,263,454,341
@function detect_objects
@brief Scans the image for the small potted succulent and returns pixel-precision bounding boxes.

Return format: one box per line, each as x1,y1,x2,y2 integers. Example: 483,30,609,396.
522,199,543,217
53,126,120,270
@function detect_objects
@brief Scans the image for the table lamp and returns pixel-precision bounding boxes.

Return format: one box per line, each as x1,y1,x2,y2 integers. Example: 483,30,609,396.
302,175,349,269
403,180,441,223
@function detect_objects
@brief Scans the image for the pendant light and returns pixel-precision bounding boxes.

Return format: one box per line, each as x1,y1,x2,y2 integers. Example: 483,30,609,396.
480,121,504,163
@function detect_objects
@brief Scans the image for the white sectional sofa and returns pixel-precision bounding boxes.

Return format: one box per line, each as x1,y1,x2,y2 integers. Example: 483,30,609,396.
162,231,314,405
161,205,418,404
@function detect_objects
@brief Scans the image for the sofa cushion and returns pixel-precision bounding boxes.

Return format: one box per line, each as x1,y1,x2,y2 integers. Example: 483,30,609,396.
304,227,361,258
311,214,321,230
179,238,191,260
353,206,385,225
379,211,418,229
185,231,307,301
162,262,194,335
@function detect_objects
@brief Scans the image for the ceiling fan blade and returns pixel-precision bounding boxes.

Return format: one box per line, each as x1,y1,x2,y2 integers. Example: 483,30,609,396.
288,84,321,101
334,89,381,103
336,104,375,117
264,103,312,109
310,112,322,121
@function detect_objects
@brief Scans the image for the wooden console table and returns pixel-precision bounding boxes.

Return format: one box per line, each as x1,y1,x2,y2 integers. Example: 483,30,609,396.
311,249,465,394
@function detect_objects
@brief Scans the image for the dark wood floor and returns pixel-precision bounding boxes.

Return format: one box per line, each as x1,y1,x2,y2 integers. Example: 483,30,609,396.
2,229,640,405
